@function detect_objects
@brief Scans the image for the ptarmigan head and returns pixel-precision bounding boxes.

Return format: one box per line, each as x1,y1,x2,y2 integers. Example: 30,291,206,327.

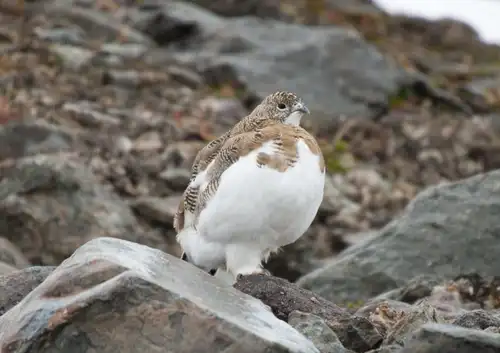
257,91,310,126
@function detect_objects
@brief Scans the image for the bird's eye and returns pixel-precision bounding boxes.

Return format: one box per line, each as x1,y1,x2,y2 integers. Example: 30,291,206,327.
277,103,286,110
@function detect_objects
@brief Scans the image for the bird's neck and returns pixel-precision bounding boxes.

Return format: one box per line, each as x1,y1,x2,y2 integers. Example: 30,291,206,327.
285,111,303,126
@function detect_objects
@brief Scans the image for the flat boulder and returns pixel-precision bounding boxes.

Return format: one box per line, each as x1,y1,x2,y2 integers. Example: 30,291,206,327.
400,323,500,353
0,237,318,353
298,170,500,305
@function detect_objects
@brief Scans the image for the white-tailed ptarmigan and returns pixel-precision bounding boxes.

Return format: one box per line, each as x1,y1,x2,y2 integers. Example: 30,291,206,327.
174,91,325,281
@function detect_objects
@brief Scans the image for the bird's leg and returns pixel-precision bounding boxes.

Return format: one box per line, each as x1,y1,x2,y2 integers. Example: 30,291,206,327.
225,244,267,281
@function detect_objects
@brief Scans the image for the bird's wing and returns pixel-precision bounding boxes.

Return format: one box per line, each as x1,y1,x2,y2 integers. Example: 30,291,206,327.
193,124,299,220
173,130,231,232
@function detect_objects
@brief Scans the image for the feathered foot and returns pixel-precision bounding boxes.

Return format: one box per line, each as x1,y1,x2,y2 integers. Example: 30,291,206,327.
225,244,273,281
236,268,271,281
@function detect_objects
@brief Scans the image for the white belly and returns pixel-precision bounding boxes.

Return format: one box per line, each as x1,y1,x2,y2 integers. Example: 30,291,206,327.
197,139,325,251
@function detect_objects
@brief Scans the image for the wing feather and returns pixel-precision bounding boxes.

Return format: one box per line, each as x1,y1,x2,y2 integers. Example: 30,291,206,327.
173,130,231,232
193,124,295,222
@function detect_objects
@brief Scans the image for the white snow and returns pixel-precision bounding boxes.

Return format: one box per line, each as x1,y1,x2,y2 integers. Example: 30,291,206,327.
373,0,500,45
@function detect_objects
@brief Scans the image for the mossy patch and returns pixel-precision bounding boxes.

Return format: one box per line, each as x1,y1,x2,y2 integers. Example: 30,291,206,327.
388,85,416,109
320,139,354,174
345,299,365,310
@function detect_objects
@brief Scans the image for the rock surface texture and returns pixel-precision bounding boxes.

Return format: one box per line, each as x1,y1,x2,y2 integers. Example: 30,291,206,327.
235,274,382,352
297,170,500,305
0,238,318,353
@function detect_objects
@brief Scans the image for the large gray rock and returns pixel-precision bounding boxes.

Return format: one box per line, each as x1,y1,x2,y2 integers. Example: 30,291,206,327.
289,311,350,353
139,2,412,123
452,310,500,330
400,323,500,353
0,237,318,353
297,170,500,305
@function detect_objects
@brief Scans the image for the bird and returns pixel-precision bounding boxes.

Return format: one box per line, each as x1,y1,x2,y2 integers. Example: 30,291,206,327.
173,91,325,280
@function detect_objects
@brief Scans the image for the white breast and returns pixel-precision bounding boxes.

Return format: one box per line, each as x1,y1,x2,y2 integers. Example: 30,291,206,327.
196,138,325,249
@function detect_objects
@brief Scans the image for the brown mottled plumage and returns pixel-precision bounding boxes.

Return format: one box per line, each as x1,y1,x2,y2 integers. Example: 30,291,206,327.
173,91,312,233
194,123,325,223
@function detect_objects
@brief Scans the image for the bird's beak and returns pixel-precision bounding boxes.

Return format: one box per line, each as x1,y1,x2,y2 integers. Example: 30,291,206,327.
293,101,310,115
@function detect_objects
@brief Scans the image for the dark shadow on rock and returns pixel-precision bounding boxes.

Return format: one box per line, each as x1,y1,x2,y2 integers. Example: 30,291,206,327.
234,274,383,352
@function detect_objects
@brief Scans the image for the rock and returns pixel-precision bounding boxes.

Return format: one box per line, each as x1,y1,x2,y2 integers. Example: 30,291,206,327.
234,273,382,352
62,101,121,127
0,237,30,269
47,3,154,45
371,275,440,304
355,299,413,325
365,346,402,353
128,4,202,46
145,2,413,123
101,70,150,88
0,237,319,353
185,0,283,18
130,195,182,227
160,141,206,172
0,155,167,265
319,175,360,216
400,323,500,353
49,44,95,70
0,121,75,162
486,327,500,334
368,280,469,324
33,27,85,45
380,301,444,346
131,131,163,152
196,96,249,135
0,262,17,275
99,43,149,60
421,278,481,314
346,167,390,192
265,224,345,282
0,266,55,316
452,310,500,330
159,167,192,190
326,0,381,14
357,299,446,346
167,65,204,88
460,77,500,113
297,170,500,305
289,311,350,353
